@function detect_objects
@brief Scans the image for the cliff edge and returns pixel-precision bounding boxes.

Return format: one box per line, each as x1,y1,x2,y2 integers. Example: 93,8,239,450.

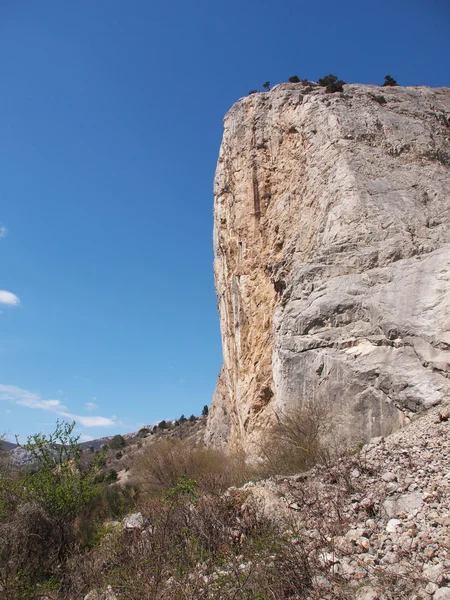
206,82,450,453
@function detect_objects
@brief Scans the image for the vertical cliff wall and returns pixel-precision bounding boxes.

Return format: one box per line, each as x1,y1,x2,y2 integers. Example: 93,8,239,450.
206,83,450,453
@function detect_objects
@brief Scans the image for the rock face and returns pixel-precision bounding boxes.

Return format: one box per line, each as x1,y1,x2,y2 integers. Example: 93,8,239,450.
206,82,450,453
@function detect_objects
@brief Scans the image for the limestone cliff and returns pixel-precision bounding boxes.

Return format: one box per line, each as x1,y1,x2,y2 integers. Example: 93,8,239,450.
206,82,450,453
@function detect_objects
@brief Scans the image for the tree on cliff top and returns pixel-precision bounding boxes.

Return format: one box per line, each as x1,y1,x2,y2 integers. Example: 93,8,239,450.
382,74,398,87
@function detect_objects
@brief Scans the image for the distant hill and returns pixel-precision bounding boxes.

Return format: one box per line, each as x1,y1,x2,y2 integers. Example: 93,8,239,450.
0,440,17,451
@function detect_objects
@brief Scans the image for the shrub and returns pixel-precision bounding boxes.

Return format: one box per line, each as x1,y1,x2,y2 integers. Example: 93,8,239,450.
11,420,103,524
318,73,338,87
202,405,209,417
259,399,330,476
318,73,346,93
0,421,105,597
382,74,398,87
248,89,258,95
262,81,271,91
370,93,387,105
179,414,187,423
158,420,168,430
109,434,126,450
288,75,301,83
132,438,250,497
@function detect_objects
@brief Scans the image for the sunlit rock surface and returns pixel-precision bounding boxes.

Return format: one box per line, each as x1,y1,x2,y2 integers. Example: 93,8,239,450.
206,83,450,453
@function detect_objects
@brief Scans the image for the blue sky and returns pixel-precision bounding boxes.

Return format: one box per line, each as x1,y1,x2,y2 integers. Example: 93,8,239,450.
1,0,449,442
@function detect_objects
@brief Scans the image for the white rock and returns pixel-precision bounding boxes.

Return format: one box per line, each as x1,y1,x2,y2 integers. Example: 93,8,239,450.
123,512,144,530
386,518,402,533
424,564,446,585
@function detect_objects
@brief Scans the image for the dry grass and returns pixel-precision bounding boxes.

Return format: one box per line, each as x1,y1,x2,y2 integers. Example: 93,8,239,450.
132,437,251,496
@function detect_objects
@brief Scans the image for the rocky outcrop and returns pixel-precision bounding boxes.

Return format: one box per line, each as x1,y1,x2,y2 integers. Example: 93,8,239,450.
206,82,450,453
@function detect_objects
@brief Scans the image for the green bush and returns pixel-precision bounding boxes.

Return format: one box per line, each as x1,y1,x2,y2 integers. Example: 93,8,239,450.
317,73,346,93
382,74,398,87
288,75,300,83
109,434,126,450
11,420,103,523
0,421,106,597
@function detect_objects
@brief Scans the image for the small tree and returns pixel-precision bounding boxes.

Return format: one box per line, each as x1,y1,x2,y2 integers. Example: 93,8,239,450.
13,420,103,524
262,81,271,91
382,74,398,87
202,405,209,417
158,420,168,430
288,75,300,83
179,414,187,424
189,414,196,423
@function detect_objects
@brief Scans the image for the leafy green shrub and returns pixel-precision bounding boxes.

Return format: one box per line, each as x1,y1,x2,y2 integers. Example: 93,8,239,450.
288,75,300,83
248,89,258,95
12,421,103,523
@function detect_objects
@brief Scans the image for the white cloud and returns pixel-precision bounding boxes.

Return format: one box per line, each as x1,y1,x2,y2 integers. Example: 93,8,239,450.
60,413,116,428
0,384,117,429
85,401,98,412
0,226,7,238
0,385,67,411
0,291,20,306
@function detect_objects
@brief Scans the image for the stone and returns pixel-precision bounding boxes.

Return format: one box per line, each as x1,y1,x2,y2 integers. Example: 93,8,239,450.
356,587,379,600
434,589,450,600
123,512,144,530
386,519,402,533
85,590,117,600
424,564,446,585
427,583,440,595
206,83,450,453
100,587,118,600
383,491,423,518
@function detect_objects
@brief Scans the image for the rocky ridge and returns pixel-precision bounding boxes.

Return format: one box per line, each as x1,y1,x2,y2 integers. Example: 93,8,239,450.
207,82,450,454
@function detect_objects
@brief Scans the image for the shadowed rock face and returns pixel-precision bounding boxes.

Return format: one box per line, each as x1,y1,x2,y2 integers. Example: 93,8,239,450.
206,83,450,454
